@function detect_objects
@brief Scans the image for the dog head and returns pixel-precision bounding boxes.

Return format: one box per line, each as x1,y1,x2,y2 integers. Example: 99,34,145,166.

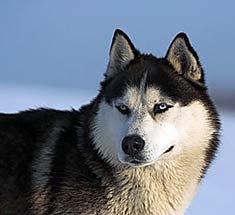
91,30,218,168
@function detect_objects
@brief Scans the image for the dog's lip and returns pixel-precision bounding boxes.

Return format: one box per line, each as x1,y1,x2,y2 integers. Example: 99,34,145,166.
127,159,152,167
126,157,149,165
162,145,175,155
130,159,143,164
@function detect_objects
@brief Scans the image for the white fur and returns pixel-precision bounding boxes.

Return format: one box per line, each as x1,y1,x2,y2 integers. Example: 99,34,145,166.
92,86,214,168
91,100,125,167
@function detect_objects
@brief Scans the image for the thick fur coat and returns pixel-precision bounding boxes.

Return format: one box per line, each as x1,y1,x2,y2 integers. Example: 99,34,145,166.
0,30,220,215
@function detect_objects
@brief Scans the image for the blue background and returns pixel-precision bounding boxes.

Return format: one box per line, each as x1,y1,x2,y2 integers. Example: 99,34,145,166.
0,1,234,214
1,1,235,97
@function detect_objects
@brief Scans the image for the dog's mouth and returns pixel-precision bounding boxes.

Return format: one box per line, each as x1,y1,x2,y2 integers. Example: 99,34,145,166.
130,159,142,164
162,145,175,155
125,157,151,167
128,159,150,167
121,145,175,167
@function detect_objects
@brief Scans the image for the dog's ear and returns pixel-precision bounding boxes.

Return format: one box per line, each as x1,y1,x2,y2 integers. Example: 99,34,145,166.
166,33,205,85
105,29,138,79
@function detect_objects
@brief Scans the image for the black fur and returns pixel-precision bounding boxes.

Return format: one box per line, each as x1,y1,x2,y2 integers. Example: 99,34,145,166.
0,29,220,214
0,106,115,214
104,55,206,106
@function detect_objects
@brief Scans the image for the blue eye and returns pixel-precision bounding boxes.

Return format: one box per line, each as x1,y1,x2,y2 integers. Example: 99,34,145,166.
115,104,130,115
153,103,173,114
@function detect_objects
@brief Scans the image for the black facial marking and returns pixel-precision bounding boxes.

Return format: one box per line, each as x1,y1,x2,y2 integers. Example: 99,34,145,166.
102,55,207,107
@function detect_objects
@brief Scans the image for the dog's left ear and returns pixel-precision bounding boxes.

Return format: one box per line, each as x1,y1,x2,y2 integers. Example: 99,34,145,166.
166,33,205,85
105,29,139,79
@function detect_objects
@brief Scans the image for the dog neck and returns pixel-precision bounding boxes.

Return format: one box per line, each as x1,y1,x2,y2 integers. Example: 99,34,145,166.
101,147,205,215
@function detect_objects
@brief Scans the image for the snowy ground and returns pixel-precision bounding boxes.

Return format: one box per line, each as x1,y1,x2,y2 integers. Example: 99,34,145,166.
0,84,234,214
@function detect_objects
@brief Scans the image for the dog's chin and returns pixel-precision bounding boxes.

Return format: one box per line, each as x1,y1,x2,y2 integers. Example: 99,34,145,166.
119,158,155,168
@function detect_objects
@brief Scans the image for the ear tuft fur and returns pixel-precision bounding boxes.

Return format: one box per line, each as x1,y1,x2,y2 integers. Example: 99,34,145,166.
166,32,204,85
105,29,138,79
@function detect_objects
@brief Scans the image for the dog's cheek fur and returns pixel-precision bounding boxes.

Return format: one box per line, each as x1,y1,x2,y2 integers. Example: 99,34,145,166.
141,116,179,161
173,101,216,151
136,101,215,164
91,100,127,167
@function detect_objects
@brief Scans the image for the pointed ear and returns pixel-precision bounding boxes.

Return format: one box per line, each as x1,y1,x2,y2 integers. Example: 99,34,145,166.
105,29,138,79
166,33,204,85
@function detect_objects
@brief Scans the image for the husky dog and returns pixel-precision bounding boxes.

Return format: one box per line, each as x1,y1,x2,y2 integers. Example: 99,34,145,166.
0,29,220,215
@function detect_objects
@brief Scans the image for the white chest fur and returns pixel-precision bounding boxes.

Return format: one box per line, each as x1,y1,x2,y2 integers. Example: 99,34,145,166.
102,148,204,215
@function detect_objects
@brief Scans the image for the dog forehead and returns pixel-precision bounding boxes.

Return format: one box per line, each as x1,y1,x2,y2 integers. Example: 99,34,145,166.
104,55,204,106
116,86,167,108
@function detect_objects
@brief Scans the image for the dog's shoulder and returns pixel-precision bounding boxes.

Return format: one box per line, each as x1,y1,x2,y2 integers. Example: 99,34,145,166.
0,108,79,178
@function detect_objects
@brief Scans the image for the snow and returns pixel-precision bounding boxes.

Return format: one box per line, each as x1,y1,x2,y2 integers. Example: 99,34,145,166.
0,84,234,214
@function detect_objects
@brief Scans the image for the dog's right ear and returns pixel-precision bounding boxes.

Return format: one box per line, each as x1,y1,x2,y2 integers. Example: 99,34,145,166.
105,29,139,79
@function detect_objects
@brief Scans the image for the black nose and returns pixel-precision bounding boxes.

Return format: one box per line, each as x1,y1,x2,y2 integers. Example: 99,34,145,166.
122,135,145,156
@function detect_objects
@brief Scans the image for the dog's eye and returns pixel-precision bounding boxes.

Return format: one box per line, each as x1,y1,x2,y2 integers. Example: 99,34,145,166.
153,103,173,114
115,104,130,115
